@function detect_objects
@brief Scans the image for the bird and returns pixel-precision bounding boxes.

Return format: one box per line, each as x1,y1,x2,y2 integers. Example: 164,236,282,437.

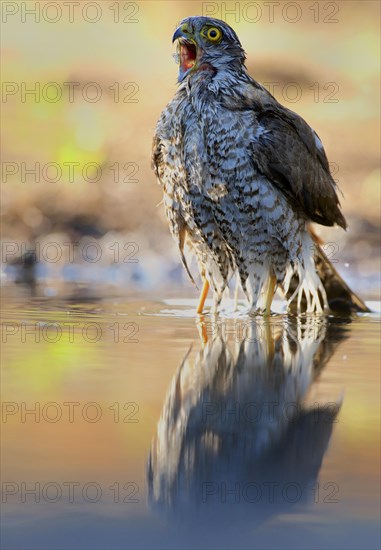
152,16,369,315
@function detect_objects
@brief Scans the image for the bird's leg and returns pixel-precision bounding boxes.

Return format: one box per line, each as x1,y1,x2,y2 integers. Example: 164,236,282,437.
263,275,277,315
196,316,208,345
197,279,210,315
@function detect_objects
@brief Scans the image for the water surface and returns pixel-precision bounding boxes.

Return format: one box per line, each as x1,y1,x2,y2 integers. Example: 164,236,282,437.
1,287,380,550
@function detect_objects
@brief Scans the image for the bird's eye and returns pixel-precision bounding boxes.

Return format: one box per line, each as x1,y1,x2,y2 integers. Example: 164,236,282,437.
205,26,222,43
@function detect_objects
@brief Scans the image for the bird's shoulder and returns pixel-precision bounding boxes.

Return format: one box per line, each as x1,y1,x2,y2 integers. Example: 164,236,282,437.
219,76,345,228
221,77,327,162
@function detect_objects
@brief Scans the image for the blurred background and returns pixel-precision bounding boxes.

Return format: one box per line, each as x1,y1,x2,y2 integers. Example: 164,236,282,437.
1,0,380,299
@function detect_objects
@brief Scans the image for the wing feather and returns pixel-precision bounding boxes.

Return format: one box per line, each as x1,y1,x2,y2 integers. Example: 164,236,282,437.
225,83,347,229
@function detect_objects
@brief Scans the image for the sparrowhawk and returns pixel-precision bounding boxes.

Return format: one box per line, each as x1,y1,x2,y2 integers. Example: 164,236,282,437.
152,16,368,315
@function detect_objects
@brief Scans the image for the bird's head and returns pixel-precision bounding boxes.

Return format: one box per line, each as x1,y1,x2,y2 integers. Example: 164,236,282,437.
172,16,246,82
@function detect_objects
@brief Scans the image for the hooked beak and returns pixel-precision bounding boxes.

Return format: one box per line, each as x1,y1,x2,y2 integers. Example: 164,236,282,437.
172,24,198,82
172,25,188,43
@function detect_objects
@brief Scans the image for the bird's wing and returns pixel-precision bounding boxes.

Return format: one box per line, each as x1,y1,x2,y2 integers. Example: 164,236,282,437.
244,85,346,229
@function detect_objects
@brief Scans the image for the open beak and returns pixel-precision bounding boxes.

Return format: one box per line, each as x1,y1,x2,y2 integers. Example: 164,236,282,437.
172,24,197,82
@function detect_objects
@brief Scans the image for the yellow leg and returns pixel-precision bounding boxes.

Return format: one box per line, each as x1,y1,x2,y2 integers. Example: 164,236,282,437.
197,316,208,345
263,275,276,315
197,279,210,315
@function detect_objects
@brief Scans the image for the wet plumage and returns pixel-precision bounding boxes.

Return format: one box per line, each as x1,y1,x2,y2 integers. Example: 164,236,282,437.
152,16,368,314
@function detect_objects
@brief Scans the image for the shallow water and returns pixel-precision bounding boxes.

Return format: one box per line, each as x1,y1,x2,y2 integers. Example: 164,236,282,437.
1,286,380,550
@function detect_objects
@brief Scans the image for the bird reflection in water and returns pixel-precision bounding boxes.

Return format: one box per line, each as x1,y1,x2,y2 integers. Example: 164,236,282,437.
148,316,348,524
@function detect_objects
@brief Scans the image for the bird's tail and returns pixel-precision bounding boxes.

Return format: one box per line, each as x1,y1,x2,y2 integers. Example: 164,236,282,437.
287,228,370,314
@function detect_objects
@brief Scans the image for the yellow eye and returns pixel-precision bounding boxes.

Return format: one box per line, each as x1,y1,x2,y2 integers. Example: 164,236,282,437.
205,26,222,43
